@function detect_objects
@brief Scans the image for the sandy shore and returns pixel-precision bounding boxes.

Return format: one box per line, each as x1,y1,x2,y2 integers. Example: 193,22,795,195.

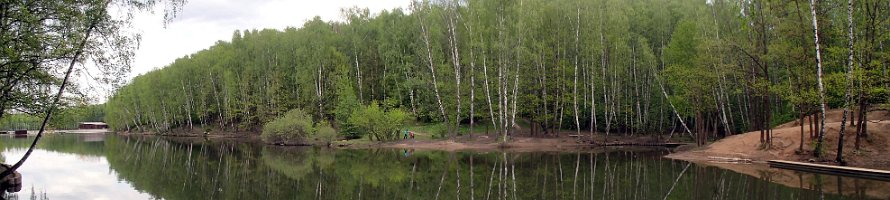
666,109,890,170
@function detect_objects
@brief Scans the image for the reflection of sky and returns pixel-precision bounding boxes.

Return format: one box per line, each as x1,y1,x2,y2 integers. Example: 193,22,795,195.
2,149,153,200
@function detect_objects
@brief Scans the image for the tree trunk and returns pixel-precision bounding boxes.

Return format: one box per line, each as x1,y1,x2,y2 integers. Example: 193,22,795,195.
799,110,805,152
573,7,581,136
418,10,449,125
181,80,193,130
809,113,814,139
656,72,693,141
0,13,101,178
809,0,828,158
446,4,462,136
836,0,854,165
482,42,498,137
405,70,418,116
470,47,476,137
354,49,363,103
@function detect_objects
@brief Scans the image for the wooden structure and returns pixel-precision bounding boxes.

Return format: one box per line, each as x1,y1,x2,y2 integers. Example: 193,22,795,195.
78,122,108,129
768,160,890,181
13,130,26,135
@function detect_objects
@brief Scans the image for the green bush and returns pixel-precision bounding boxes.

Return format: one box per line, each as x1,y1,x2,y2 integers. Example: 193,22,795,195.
311,121,337,146
348,103,410,141
262,109,315,145
427,123,449,139
334,79,361,139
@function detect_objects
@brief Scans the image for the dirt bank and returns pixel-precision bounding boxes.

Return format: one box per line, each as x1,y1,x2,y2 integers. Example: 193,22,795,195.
667,109,890,170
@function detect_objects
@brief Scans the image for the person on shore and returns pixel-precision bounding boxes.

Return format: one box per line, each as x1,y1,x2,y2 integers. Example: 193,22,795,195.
403,129,409,140
409,131,414,139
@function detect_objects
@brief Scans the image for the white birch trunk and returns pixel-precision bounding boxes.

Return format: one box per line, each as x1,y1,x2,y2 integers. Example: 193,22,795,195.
656,73,693,138
418,8,449,124
482,42,498,135
353,49,363,102
836,0,855,162
446,4,462,136
180,80,193,130
809,0,828,155
573,7,581,136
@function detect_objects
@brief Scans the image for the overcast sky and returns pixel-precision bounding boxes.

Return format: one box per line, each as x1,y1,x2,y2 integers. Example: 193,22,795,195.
79,0,411,103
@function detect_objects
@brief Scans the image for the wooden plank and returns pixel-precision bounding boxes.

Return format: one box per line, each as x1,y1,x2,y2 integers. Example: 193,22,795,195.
768,160,890,181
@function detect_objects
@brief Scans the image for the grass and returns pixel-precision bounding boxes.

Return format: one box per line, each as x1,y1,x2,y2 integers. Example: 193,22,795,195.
331,136,375,146
331,124,443,145
406,122,501,138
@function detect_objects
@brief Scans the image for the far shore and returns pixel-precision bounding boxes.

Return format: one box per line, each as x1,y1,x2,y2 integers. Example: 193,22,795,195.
112,128,688,153
105,108,890,172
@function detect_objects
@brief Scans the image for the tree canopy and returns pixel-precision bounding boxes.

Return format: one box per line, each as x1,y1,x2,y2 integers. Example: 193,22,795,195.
104,0,889,145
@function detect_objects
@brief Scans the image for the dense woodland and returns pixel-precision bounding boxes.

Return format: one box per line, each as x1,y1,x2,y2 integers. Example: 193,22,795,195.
104,0,889,146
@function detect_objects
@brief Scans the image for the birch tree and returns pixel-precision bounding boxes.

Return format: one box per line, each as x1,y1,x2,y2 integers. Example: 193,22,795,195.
809,0,828,157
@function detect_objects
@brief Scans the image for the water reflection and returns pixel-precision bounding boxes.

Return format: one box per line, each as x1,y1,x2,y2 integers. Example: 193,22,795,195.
0,134,885,199
1,144,152,199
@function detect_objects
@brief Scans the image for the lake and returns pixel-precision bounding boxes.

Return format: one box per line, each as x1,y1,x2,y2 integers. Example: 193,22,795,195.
0,134,884,200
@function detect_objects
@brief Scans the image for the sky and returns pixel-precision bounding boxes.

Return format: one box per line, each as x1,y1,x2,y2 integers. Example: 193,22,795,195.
79,0,411,103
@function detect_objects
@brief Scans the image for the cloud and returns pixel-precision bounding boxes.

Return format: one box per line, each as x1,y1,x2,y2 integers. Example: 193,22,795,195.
175,0,261,26
78,0,410,103
3,149,153,200
130,0,412,77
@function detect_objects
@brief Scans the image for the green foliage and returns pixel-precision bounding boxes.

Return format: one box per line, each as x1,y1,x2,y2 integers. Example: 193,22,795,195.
0,0,183,121
425,123,449,139
0,114,42,131
50,104,105,130
334,78,361,139
261,109,315,145
347,103,410,141
0,105,104,130
103,0,890,140
312,121,337,145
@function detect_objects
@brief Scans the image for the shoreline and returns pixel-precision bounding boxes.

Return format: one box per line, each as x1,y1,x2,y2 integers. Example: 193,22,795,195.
113,131,684,152
665,109,890,169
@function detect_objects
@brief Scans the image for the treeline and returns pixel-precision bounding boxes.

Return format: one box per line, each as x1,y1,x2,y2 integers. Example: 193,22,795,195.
0,105,104,130
105,0,889,143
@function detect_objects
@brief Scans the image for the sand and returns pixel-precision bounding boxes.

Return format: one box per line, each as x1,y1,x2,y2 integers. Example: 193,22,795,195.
667,109,890,170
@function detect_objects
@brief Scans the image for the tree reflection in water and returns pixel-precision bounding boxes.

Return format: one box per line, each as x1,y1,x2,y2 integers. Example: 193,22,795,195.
0,135,884,199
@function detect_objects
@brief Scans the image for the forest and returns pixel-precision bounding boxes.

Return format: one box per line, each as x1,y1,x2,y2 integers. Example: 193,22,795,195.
103,0,889,146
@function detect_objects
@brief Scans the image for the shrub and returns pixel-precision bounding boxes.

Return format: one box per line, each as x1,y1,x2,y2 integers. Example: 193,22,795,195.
311,121,337,146
334,77,361,139
262,109,315,145
348,103,411,141
427,123,449,139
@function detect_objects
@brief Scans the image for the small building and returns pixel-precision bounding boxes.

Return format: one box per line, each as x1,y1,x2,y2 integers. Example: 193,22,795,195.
13,130,27,135
78,122,108,129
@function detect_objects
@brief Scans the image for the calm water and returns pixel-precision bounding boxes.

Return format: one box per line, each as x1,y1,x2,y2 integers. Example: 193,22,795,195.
0,134,885,200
